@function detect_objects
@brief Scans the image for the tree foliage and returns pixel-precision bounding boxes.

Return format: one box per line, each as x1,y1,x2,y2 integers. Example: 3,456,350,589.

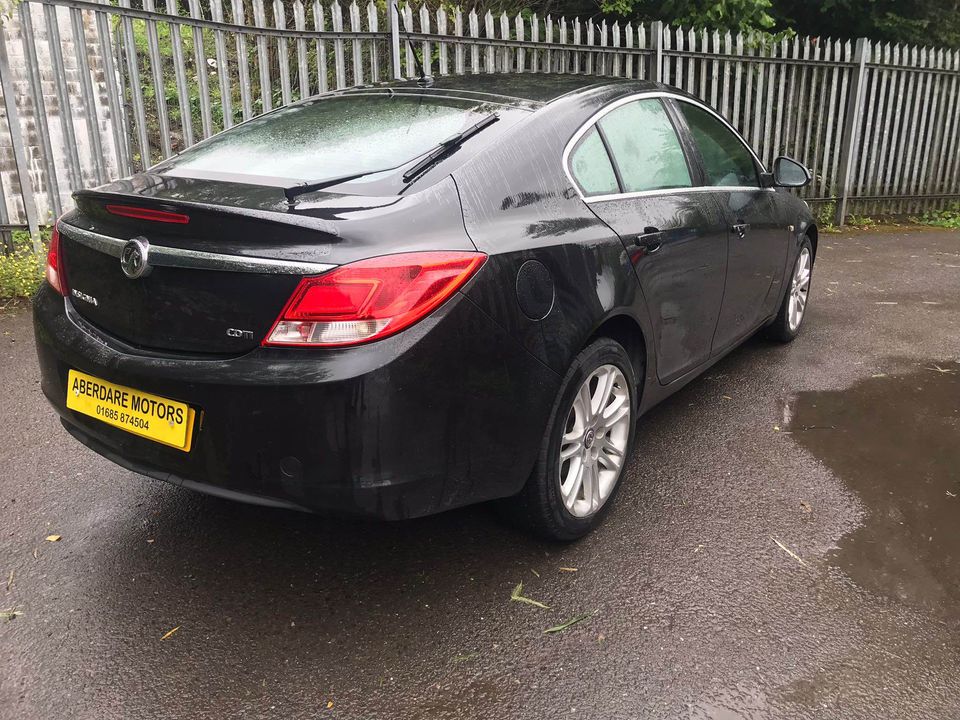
768,0,960,47
526,0,959,47
597,0,775,33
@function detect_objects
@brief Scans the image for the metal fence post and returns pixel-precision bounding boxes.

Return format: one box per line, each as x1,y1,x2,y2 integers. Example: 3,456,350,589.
388,0,402,79
835,38,870,226
647,20,663,83
0,29,42,251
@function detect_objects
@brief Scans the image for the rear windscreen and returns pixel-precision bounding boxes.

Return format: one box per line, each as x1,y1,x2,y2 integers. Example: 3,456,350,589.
157,93,502,184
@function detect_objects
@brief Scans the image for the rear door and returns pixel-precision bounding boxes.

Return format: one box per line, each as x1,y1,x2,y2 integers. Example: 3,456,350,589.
570,98,729,383
670,100,789,352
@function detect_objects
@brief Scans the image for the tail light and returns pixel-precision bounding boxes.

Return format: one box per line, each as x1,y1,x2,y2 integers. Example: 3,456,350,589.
264,251,487,347
45,221,66,296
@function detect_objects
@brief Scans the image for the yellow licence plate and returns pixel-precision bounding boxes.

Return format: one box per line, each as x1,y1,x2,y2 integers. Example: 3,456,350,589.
66,370,196,452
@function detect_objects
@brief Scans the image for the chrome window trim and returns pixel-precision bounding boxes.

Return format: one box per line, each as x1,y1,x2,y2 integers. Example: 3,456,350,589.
581,184,770,204
60,224,336,276
562,91,771,203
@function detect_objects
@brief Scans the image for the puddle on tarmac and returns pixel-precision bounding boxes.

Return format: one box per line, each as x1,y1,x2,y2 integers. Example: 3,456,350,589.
786,362,960,615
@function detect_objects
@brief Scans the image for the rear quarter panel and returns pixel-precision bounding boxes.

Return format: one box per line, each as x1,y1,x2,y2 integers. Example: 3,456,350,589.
452,93,657,392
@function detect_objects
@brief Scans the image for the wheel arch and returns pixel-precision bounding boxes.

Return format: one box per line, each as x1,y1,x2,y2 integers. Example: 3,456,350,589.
585,312,648,399
806,223,819,261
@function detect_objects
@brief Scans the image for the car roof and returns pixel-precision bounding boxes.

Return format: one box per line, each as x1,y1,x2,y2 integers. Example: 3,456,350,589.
349,73,676,107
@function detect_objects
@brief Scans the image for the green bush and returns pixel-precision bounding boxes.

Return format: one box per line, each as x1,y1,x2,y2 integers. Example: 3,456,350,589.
812,200,838,230
846,214,877,228
0,229,51,301
915,207,960,229
0,247,45,300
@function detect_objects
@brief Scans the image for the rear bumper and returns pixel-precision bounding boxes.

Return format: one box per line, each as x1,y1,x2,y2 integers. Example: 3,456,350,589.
33,285,560,519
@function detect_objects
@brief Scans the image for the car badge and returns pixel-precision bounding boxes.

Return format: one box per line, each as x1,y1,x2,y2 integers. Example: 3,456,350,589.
70,288,99,307
120,237,151,279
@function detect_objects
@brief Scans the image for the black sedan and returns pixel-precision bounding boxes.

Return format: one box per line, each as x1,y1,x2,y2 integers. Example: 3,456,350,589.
34,74,815,539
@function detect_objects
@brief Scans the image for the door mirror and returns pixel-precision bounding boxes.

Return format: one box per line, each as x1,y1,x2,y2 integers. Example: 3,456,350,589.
773,156,810,188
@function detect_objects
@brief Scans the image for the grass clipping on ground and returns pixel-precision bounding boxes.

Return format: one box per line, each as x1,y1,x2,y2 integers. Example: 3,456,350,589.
510,582,550,610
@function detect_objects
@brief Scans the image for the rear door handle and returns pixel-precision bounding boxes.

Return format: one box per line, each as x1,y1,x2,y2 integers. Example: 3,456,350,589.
633,226,663,254
732,223,750,238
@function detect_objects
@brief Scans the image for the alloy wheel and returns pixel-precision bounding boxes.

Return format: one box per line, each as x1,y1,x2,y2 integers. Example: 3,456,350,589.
558,364,631,518
788,247,811,332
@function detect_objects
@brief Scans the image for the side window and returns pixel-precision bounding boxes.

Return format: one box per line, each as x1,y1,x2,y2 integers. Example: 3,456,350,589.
677,102,759,187
597,99,692,193
569,126,619,196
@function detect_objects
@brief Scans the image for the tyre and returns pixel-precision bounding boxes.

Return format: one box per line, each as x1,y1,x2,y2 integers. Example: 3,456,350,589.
767,237,813,343
512,337,638,541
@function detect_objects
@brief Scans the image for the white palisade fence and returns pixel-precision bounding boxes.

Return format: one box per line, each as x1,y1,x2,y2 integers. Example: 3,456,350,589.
0,0,391,250
2,0,959,250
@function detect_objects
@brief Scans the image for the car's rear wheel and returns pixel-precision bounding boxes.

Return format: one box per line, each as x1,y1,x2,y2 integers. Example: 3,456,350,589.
513,338,638,540
767,237,813,342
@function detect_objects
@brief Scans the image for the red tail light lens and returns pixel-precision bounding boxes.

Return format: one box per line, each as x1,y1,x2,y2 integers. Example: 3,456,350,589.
264,251,487,347
105,204,190,224
45,221,66,296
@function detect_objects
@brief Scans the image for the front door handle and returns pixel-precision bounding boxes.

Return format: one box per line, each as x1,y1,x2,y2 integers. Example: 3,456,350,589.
732,223,750,238
634,226,663,254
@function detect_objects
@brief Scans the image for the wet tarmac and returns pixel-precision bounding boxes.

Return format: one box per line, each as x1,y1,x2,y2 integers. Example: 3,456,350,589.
1,228,959,719
788,362,960,613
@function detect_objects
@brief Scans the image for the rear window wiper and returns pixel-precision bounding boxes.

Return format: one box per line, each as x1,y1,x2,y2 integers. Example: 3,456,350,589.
401,113,499,184
284,169,388,208
283,112,499,207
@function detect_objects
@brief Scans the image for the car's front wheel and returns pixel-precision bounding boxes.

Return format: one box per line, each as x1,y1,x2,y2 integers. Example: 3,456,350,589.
767,237,813,342
514,337,638,540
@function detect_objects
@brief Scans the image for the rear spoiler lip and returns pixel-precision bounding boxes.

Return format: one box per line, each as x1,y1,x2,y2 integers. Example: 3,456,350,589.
72,187,344,236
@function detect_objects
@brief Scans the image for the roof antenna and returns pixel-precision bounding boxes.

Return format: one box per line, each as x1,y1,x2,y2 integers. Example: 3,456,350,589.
394,5,433,87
